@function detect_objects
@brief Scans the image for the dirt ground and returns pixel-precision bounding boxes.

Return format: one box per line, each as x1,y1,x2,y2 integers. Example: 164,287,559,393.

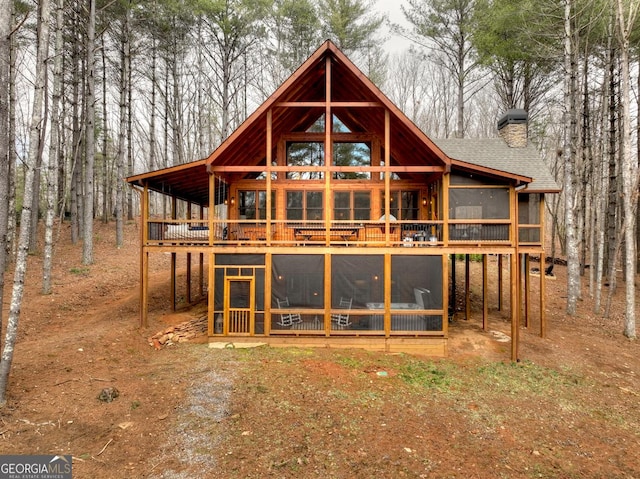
0,221,639,478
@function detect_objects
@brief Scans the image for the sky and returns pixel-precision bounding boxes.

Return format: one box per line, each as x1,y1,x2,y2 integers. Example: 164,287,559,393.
375,0,413,53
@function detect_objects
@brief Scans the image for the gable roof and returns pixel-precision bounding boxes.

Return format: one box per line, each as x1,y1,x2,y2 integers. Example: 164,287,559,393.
204,40,450,172
127,40,555,204
433,139,560,193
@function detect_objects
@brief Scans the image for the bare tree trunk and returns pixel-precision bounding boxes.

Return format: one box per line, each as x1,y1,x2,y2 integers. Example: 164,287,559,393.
6,16,16,261
101,36,109,224
70,21,82,244
82,0,96,265
116,8,130,248
595,16,615,315
616,0,638,339
43,0,64,295
0,0,12,350
564,0,581,315
605,48,619,282
126,49,133,221
149,40,157,171
0,0,50,405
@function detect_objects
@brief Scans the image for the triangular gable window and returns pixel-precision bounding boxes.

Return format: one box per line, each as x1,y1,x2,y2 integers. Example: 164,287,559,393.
305,114,352,133
332,115,351,133
306,114,325,133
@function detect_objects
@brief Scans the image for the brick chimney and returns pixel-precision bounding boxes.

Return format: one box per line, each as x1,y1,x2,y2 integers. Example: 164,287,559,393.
498,109,528,148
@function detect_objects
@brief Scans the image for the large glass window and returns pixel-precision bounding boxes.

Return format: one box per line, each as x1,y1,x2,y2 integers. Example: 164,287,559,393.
238,190,275,219
286,191,323,220
333,142,371,179
334,191,370,220
286,142,324,180
383,190,419,220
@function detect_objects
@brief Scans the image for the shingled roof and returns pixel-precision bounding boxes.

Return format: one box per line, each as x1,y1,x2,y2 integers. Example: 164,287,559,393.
433,138,560,193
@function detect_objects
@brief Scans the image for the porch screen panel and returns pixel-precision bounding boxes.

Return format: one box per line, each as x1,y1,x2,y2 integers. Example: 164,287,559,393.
518,193,541,242
449,188,510,241
390,255,443,331
330,255,384,308
272,255,324,309
448,188,510,219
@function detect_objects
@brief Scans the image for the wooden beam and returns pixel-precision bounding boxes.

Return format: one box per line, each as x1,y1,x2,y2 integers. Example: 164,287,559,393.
465,255,470,321
141,250,149,328
274,101,382,108
482,254,488,331
510,253,519,361
451,254,456,319
140,184,149,327
524,254,530,328
208,252,215,336
540,258,546,338
208,165,445,173
442,254,449,334
497,254,503,311
539,194,547,338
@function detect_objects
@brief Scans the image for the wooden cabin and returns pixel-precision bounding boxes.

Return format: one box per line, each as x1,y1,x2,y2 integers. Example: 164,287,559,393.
127,41,559,359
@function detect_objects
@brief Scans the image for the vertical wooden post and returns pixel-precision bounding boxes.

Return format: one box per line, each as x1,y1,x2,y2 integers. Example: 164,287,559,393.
199,205,204,298
539,195,547,338
384,109,391,245
442,253,449,336
324,252,331,336
208,252,215,335
451,253,456,319
171,196,177,311
524,254,530,328
265,253,272,335
384,253,391,337
465,254,470,321
140,185,149,327
324,57,332,246
497,254,503,311
482,254,488,331
266,109,273,244
442,173,450,245
540,258,546,338
186,202,192,304
510,253,519,361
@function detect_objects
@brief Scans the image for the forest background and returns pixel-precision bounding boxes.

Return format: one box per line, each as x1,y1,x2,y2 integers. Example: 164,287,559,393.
0,0,638,402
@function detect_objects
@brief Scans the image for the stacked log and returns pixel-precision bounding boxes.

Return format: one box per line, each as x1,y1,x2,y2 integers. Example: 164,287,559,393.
149,315,207,349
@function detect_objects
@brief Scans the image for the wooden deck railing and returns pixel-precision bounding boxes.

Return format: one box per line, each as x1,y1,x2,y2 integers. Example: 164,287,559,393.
144,219,540,248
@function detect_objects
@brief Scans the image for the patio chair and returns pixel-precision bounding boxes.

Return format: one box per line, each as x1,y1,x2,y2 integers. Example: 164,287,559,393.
331,297,352,327
276,297,302,327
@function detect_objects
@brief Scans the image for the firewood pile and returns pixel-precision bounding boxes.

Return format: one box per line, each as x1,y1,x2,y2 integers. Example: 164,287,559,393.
149,315,207,349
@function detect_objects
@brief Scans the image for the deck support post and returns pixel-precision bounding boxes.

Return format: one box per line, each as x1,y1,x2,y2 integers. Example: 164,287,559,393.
140,184,149,328
141,250,149,328
171,252,176,311
510,252,520,361
465,254,470,321
450,254,456,319
482,254,488,331
497,254,503,311
524,254,530,328
540,255,546,338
